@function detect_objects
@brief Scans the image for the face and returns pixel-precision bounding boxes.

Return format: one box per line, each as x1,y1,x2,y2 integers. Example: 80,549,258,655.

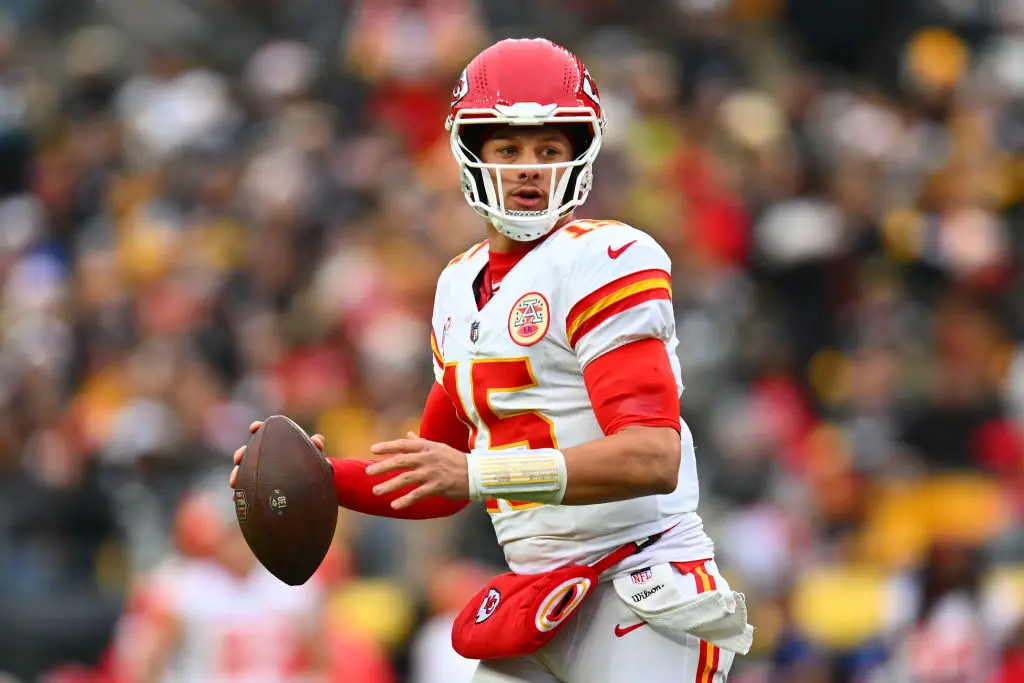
479,126,574,212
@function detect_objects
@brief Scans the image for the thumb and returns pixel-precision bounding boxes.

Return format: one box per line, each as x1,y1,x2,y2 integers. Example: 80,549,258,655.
406,431,420,439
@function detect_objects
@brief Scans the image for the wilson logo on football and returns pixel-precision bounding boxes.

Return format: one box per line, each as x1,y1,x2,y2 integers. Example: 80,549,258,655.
535,577,592,633
508,292,549,346
476,588,501,623
233,489,249,522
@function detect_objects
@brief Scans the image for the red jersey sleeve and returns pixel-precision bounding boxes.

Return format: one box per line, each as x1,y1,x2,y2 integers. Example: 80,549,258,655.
582,338,681,435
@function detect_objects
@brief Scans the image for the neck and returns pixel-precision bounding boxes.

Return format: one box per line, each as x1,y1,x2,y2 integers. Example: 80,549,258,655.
481,214,574,301
217,550,257,579
486,214,575,253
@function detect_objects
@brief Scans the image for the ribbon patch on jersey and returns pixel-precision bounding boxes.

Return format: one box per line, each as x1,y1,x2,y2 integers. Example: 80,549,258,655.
452,563,597,660
508,292,549,346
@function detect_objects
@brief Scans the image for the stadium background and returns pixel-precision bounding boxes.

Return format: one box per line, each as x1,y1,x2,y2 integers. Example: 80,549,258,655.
0,0,1022,681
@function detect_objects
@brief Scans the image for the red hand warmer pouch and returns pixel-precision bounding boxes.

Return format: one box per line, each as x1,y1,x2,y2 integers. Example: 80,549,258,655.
451,563,598,660
451,530,666,660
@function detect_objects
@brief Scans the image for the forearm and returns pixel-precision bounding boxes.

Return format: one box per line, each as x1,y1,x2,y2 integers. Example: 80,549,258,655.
561,426,680,504
129,614,180,683
331,381,472,519
331,457,470,519
466,426,681,507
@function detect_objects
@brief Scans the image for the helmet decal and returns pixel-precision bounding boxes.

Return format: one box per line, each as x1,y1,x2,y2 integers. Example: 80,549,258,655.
582,67,600,107
451,68,469,107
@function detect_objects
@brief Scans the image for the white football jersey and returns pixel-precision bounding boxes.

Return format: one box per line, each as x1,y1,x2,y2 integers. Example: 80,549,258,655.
149,559,321,683
430,219,715,576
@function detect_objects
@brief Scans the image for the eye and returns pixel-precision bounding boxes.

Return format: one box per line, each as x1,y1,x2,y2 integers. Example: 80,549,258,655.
496,145,517,156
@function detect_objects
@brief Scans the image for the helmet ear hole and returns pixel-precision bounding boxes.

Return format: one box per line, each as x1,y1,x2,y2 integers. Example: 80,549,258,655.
560,163,592,208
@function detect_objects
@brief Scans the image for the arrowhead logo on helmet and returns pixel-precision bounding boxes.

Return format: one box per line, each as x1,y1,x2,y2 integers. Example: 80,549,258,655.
451,68,469,107
446,38,605,243
582,67,600,106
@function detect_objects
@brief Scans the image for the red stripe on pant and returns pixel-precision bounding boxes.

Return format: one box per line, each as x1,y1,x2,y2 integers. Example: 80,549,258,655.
672,561,721,683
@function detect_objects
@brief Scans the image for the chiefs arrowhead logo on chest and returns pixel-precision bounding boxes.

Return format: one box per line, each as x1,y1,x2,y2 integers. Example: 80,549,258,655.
508,292,550,346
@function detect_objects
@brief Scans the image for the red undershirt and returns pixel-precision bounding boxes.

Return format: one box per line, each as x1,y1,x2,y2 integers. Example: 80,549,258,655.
329,240,681,519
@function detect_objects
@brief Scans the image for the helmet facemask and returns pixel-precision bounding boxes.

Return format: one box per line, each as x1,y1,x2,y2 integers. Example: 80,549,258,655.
449,108,602,242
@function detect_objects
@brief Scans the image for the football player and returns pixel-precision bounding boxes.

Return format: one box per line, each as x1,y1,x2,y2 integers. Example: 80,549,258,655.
232,38,751,682
115,480,325,683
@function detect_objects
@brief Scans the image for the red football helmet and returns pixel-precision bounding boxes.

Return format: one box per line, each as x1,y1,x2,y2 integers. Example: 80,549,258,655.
446,38,606,241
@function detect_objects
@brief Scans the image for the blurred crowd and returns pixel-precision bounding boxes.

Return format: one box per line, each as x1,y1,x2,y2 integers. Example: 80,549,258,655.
0,0,1022,681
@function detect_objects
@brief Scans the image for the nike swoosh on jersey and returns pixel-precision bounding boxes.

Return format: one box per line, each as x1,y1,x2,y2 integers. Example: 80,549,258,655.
607,241,637,259
614,621,647,637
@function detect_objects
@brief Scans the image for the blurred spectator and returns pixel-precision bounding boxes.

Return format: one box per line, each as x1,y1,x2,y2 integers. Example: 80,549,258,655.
408,560,494,683
993,619,1024,683
885,542,995,683
109,474,328,683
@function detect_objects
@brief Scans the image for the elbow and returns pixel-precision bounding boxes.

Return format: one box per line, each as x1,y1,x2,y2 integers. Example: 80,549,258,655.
599,426,682,499
637,427,680,495
653,446,680,495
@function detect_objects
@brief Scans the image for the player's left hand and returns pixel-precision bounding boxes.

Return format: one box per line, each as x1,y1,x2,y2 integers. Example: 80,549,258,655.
366,432,470,509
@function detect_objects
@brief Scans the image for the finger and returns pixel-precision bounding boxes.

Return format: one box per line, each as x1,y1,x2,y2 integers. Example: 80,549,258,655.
372,471,424,497
229,466,239,488
391,484,435,510
366,454,424,476
311,434,326,451
406,431,419,438
233,446,245,466
249,421,263,433
370,438,429,456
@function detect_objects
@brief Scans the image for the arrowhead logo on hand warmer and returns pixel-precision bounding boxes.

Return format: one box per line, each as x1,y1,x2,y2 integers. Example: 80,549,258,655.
476,588,501,623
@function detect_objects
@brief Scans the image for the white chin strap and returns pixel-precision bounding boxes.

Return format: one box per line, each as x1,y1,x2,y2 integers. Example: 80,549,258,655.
491,211,563,242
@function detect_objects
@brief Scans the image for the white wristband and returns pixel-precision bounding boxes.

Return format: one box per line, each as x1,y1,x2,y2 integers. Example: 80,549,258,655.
466,448,567,505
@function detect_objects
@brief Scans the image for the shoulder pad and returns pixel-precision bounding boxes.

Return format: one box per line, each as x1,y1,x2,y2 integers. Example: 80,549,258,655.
445,239,489,270
551,219,664,260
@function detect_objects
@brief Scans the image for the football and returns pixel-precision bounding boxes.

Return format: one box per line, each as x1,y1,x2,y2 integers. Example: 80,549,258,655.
232,415,337,585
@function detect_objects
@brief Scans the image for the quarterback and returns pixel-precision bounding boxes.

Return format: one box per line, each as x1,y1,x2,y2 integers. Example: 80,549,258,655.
232,38,751,682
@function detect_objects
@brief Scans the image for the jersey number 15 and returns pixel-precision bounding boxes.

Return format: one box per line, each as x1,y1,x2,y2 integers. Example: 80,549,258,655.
442,358,557,513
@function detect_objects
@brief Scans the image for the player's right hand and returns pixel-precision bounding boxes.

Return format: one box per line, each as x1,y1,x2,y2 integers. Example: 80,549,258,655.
229,421,327,488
